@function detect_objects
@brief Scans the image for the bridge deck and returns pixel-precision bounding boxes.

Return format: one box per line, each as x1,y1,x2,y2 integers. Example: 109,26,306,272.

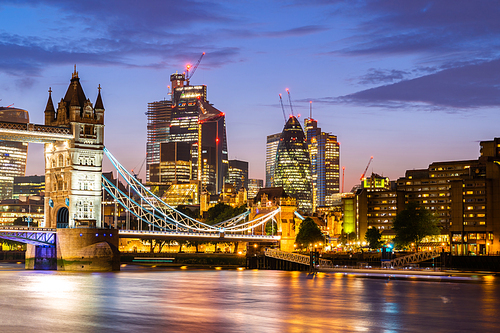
0,121,73,143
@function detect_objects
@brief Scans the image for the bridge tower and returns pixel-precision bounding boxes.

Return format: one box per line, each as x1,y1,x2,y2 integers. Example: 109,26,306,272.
43,66,104,229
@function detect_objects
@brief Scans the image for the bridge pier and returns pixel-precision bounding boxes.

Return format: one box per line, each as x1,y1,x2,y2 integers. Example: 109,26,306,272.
25,245,57,270
56,228,120,271
24,228,120,271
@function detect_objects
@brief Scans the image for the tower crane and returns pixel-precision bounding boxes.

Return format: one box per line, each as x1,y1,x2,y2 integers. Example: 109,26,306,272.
360,156,373,181
279,94,287,122
286,88,294,116
342,166,345,193
186,52,205,86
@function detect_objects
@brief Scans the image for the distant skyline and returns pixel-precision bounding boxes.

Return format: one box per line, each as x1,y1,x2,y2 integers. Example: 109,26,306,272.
1,1,499,191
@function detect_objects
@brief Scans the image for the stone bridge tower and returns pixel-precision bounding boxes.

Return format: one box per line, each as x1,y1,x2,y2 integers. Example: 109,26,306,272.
43,66,104,228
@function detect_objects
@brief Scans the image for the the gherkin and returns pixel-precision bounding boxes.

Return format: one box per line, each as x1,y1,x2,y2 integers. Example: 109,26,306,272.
274,116,312,213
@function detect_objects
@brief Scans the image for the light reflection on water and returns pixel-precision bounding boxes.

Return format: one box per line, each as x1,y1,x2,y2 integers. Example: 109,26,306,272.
0,264,499,332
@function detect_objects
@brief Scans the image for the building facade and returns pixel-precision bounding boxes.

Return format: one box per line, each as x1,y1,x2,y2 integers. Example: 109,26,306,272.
146,73,228,196
274,116,312,213
248,178,263,200
226,159,248,193
146,100,173,182
13,175,45,199
304,118,340,211
0,107,29,200
265,133,281,188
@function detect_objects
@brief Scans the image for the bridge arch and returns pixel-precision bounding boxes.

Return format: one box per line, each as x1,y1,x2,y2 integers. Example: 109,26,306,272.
56,207,69,228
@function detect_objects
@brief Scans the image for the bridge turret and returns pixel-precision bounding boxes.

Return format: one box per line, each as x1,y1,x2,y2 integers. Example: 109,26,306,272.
94,84,104,124
44,87,56,125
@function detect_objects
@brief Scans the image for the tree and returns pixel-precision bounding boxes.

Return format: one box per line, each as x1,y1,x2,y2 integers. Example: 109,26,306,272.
364,228,382,249
392,202,440,250
206,203,246,225
265,220,278,235
295,217,324,251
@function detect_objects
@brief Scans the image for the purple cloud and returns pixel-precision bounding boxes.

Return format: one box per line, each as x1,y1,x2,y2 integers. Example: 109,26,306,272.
338,59,500,109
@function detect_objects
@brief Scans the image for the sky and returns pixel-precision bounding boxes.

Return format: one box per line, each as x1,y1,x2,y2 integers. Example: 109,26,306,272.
1,0,500,191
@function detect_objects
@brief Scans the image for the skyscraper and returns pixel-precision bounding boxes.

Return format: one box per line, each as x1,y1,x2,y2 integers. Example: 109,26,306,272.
304,118,340,210
248,178,263,199
266,133,281,188
227,159,248,193
274,116,312,213
146,100,172,182
146,72,228,196
0,107,29,200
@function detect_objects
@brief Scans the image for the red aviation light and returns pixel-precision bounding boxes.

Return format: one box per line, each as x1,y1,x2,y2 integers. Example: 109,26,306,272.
221,112,225,116
297,113,301,118
216,138,220,143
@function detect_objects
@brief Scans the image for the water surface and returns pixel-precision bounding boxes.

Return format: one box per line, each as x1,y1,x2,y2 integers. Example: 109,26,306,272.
0,263,498,332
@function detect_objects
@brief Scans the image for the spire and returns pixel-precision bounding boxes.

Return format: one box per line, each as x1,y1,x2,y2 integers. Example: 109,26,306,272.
45,87,55,112
95,84,104,110
72,64,78,79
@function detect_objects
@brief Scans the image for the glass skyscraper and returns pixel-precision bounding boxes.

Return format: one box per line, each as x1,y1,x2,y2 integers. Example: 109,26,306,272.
266,133,281,188
146,73,228,196
274,116,312,213
304,118,340,210
0,107,29,200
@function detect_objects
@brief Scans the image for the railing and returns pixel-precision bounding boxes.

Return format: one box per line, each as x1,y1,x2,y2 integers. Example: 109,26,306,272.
0,121,71,135
382,250,441,268
264,248,333,268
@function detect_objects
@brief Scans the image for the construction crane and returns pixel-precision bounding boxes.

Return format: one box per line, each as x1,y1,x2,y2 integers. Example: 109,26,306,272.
279,94,287,122
360,156,373,181
132,157,146,180
342,166,345,193
286,88,294,116
185,52,205,86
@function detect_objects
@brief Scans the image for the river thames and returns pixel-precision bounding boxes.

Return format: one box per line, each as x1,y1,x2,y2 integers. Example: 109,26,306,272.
0,263,499,332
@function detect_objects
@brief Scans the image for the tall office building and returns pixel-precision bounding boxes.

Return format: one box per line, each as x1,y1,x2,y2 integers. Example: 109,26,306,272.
304,118,340,211
0,107,29,200
146,72,228,195
266,133,281,188
248,178,263,199
227,160,248,193
274,116,312,213
146,100,172,182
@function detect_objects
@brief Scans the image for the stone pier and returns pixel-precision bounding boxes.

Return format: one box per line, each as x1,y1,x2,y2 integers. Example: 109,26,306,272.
25,228,120,271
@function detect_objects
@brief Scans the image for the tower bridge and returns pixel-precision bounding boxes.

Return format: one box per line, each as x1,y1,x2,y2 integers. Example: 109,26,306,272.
0,68,283,271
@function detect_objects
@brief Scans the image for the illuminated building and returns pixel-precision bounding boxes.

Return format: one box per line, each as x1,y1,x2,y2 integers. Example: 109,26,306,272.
274,116,312,213
146,100,173,182
0,107,29,200
0,196,44,226
304,118,340,211
266,133,281,188
161,181,199,207
147,72,228,196
13,175,45,199
227,160,248,192
248,178,263,199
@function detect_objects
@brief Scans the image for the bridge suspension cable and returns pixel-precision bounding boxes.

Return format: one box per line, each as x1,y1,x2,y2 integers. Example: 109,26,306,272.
102,148,280,234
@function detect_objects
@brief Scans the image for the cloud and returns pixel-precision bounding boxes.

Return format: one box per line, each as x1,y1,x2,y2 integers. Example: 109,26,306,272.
265,25,329,38
332,0,500,59
337,59,500,109
358,68,410,85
